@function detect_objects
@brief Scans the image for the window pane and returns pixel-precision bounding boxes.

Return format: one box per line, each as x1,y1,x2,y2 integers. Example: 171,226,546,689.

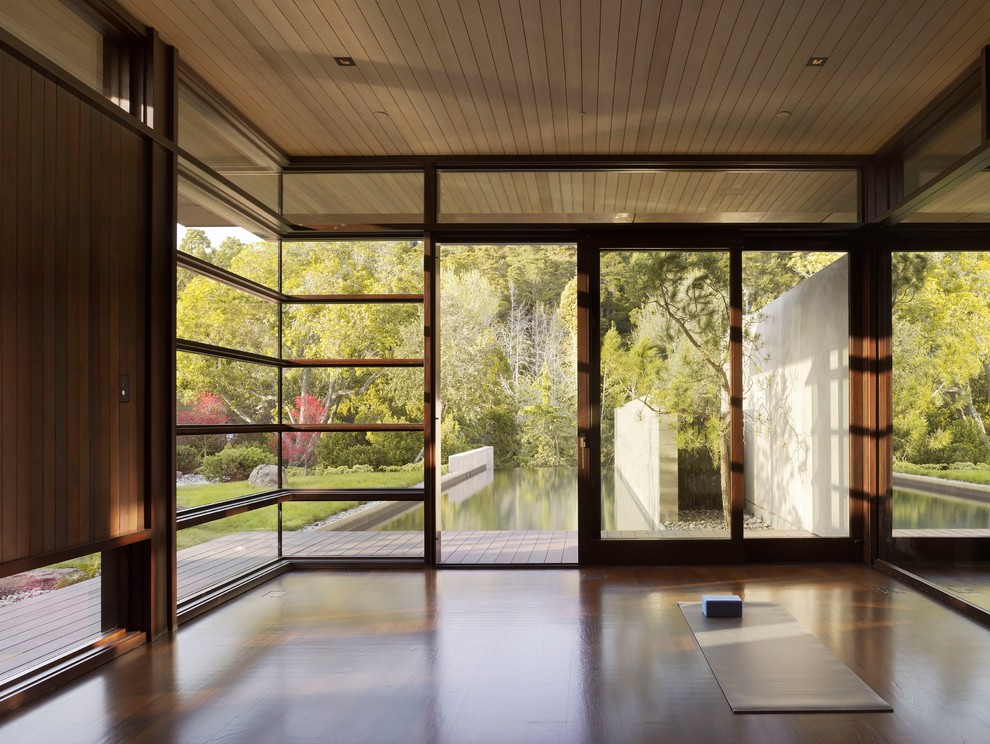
282,303,423,360
279,432,424,488
177,433,281,511
177,269,278,357
281,240,423,295
0,0,102,91
0,553,102,684
441,170,858,223
903,102,982,195
282,368,423,425
177,179,278,287
282,501,424,559
282,172,423,228
177,506,278,601
892,251,990,536
743,252,849,537
177,85,279,210
600,251,730,538
177,352,277,426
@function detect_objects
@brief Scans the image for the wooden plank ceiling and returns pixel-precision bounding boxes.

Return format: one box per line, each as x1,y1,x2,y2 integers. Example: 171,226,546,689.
119,0,990,158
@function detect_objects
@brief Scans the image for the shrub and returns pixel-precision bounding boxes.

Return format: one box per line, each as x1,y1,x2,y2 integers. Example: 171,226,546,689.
199,444,275,482
175,445,202,474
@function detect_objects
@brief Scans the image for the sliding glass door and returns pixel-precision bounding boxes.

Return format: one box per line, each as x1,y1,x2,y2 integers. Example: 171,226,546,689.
581,239,860,565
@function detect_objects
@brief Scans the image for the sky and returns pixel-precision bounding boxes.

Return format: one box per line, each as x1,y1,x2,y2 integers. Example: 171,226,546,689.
176,225,263,248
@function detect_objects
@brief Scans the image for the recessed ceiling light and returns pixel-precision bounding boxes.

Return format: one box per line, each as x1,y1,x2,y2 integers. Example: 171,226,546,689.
776,110,791,119
806,56,828,67
334,56,356,67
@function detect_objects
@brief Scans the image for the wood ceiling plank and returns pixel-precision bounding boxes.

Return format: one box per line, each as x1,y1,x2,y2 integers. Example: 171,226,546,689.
278,0,410,155
140,0,311,153
535,0,570,153
203,0,354,151
419,1,500,154
721,0,818,154
787,0,927,156
665,0,725,154
630,0,680,153
605,0,641,154
843,0,990,154
616,0,662,154
117,0,990,160
380,0,479,155
474,0,532,155
647,0,703,152
330,0,450,156
673,0,746,155
504,0,554,153
699,0,787,154
738,0,844,155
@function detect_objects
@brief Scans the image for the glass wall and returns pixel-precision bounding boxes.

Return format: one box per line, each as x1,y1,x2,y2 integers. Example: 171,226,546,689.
891,251,990,537
742,252,849,538
599,250,730,539
438,244,578,563
0,553,103,684
275,240,425,558
0,0,102,91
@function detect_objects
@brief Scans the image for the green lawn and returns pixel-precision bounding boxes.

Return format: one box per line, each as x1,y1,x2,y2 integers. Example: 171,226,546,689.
176,470,423,551
893,463,990,486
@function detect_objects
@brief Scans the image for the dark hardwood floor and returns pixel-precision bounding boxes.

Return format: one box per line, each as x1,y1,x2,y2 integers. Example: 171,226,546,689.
1,564,988,743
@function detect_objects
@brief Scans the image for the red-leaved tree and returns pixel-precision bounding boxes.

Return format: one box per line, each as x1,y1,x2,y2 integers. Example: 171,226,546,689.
278,394,328,472
178,392,230,455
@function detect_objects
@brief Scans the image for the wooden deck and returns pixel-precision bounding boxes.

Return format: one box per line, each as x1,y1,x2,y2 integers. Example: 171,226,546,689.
0,580,101,684
286,529,579,564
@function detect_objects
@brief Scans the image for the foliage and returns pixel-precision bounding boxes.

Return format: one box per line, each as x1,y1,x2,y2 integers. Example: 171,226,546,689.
199,444,275,482
175,444,202,474
177,391,231,456
314,431,421,470
892,251,990,465
280,393,328,469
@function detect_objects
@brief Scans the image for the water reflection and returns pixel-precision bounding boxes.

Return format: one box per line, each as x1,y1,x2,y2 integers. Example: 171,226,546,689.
893,488,990,529
378,472,990,533
382,468,577,531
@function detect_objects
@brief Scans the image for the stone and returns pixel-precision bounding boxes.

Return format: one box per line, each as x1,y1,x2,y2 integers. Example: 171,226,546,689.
248,464,289,488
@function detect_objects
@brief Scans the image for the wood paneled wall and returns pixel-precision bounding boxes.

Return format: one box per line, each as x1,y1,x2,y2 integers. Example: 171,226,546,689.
0,46,148,568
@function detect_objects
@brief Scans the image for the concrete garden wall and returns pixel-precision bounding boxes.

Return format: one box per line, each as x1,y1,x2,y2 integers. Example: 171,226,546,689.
743,257,849,536
614,399,679,526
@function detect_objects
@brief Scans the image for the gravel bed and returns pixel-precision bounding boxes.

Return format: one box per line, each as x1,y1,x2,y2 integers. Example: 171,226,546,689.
301,501,383,531
663,510,771,530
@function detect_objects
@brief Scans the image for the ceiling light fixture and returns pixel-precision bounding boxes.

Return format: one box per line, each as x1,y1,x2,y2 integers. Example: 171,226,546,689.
334,56,356,67
806,56,828,67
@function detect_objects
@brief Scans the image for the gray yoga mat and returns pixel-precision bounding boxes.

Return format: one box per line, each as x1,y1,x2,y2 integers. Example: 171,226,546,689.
679,601,892,713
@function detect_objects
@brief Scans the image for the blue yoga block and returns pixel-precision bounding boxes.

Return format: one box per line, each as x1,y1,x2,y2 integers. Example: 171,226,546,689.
702,594,743,618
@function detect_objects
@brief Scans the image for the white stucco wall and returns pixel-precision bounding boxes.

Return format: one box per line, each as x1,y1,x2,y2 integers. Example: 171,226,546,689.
614,399,678,526
743,256,849,536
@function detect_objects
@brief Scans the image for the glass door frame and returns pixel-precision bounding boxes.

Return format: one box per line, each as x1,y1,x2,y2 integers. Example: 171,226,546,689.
429,237,581,565
879,235,990,567
577,234,869,566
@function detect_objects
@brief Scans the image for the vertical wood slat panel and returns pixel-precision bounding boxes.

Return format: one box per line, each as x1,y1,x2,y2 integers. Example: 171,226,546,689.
54,84,69,549
0,47,147,569
42,73,57,553
0,53,14,561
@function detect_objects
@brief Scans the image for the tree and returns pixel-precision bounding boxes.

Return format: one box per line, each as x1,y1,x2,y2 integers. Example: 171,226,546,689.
177,391,230,456
280,394,329,472
892,251,990,464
